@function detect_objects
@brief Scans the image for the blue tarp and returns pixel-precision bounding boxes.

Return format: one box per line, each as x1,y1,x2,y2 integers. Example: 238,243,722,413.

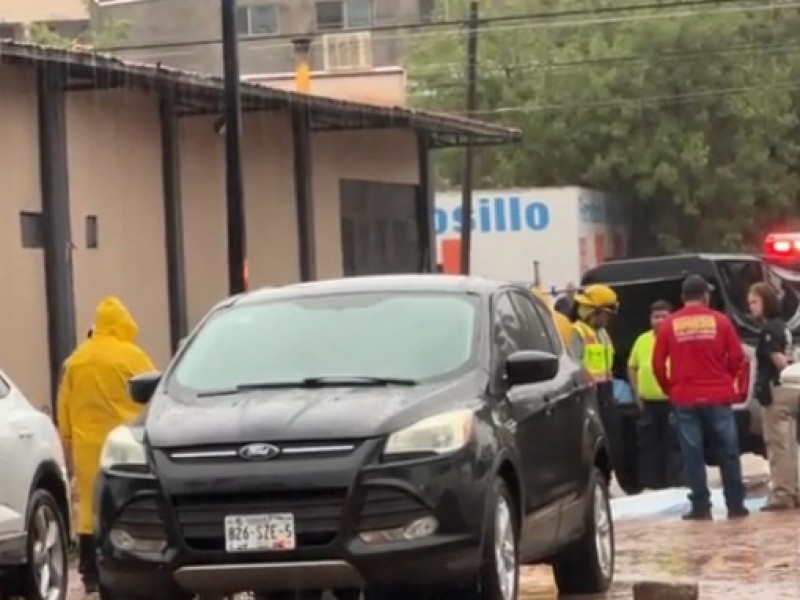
612,488,767,521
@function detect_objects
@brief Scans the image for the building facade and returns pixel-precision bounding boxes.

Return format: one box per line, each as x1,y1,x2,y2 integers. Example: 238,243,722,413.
0,41,516,411
94,0,438,75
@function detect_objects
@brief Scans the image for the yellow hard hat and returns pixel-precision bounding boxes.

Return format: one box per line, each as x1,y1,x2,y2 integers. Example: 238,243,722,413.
574,284,619,313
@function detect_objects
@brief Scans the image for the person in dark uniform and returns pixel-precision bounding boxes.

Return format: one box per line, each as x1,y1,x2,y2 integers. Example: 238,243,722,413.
749,282,798,511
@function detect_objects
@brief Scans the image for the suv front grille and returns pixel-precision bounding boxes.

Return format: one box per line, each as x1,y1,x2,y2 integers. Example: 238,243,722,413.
172,489,347,551
357,487,429,532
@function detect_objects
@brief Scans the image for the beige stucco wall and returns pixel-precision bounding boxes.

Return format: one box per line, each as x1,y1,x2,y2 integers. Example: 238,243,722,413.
2,0,87,22
66,88,172,371
312,128,419,278
179,111,301,329
0,64,421,404
249,68,408,107
0,64,50,407
179,115,419,323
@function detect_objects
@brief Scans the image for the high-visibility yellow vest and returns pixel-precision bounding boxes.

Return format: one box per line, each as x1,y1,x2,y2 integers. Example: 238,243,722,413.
573,320,615,383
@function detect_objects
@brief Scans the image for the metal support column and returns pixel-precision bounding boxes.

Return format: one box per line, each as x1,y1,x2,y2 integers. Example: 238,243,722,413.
416,132,437,272
159,87,188,351
221,0,248,294
291,107,317,281
37,63,77,409
459,0,480,275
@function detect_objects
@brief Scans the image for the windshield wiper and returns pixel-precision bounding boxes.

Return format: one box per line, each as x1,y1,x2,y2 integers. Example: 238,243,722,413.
195,376,417,397
299,376,417,387
236,376,418,390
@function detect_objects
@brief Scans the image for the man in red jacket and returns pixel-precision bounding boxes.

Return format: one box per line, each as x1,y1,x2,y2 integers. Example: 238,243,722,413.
653,274,749,520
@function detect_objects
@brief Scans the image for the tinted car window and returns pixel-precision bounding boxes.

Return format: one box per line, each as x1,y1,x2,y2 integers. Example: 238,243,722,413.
494,292,524,360
520,293,563,354
170,292,478,392
0,374,9,399
508,291,555,353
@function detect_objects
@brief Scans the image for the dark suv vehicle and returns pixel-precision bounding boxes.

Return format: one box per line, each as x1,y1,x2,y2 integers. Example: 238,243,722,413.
95,275,613,600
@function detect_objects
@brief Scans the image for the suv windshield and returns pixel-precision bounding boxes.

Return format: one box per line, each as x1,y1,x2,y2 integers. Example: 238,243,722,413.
170,291,479,393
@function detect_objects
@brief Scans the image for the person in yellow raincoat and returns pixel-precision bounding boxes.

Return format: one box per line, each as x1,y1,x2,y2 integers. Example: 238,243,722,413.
531,286,575,347
57,296,155,594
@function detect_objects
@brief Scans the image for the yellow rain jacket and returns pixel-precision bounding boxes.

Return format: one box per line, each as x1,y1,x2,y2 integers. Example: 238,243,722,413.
530,287,575,347
57,296,155,534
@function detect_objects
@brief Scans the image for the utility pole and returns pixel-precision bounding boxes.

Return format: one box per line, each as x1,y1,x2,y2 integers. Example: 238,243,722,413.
221,0,248,294
459,0,479,275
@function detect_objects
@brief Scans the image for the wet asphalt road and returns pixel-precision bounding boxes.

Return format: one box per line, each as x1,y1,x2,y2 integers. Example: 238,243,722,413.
66,507,800,600
66,458,800,599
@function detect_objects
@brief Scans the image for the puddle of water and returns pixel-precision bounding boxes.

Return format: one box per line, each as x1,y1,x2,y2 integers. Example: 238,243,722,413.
519,510,800,599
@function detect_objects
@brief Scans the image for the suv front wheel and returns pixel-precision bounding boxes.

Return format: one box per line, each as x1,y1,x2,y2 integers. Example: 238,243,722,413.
450,478,520,600
22,489,69,600
552,467,614,595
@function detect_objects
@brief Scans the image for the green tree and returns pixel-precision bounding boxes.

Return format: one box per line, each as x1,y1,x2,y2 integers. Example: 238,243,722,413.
409,0,800,253
26,0,130,50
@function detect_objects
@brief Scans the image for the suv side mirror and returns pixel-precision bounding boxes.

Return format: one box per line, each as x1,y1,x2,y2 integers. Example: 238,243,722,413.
129,372,162,404
506,351,559,387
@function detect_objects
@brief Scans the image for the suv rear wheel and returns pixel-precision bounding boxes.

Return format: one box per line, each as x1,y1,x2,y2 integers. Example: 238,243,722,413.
552,467,614,595
22,489,69,600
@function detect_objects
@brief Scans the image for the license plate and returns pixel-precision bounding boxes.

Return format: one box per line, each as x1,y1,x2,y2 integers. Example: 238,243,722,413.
224,514,296,552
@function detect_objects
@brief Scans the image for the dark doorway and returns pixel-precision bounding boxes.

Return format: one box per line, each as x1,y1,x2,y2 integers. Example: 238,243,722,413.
340,179,420,276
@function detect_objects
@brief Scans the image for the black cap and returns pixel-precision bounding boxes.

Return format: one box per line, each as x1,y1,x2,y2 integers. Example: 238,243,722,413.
682,274,712,299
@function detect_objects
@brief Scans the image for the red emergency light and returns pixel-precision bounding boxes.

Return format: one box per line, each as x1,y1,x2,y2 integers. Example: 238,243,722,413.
763,232,800,265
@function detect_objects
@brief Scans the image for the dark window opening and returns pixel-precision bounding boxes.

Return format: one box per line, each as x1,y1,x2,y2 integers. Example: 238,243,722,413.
340,180,420,276
316,1,345,29
418,0,437,22
20,211,44,249
316,0,373,30
86,215,99,248
237,4,279,36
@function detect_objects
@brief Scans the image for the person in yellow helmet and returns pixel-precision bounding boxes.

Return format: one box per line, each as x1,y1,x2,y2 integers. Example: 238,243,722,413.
572,284,623,474
531,286,575,347
57,296,156,594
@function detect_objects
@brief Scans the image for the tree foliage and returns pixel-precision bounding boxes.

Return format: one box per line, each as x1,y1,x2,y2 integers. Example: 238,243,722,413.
409,0,800,253
26,0,130,51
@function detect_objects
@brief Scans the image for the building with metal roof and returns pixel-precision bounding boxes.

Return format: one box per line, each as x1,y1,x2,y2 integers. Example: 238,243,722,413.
0,41,519,409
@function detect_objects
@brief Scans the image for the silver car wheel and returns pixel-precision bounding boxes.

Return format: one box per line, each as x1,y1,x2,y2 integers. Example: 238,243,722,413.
593,481,613,580
494,496,517,600
30,504,65,600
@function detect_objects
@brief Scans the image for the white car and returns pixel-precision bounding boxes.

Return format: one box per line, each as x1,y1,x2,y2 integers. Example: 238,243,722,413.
0,370,70,600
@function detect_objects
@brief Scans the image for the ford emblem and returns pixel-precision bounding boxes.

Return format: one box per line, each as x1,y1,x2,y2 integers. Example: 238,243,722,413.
238,443,281,461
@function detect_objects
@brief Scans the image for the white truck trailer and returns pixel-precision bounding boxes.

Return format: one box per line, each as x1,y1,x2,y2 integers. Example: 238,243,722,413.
435,186,628,290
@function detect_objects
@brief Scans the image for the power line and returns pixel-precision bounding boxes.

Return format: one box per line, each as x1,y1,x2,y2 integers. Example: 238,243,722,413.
434,80,800,116
109,0,768,54
407,40,800,83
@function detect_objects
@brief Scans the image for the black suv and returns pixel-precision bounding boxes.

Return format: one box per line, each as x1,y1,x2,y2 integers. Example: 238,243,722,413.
95,275,614,600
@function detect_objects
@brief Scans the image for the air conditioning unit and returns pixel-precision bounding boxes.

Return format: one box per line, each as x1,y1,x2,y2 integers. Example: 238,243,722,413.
322,31,373,71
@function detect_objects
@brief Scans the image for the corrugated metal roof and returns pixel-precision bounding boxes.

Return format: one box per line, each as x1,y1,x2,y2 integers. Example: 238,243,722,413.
0,40,521,148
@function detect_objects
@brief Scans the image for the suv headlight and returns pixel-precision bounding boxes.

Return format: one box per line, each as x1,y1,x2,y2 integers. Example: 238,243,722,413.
384,409,475,457
100,426,147,470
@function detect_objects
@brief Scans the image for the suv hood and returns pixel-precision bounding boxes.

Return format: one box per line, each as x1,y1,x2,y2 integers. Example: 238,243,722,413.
145,376,480,448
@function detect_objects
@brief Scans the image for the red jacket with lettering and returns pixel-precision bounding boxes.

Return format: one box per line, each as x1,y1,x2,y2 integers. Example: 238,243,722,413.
652,304,746,406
